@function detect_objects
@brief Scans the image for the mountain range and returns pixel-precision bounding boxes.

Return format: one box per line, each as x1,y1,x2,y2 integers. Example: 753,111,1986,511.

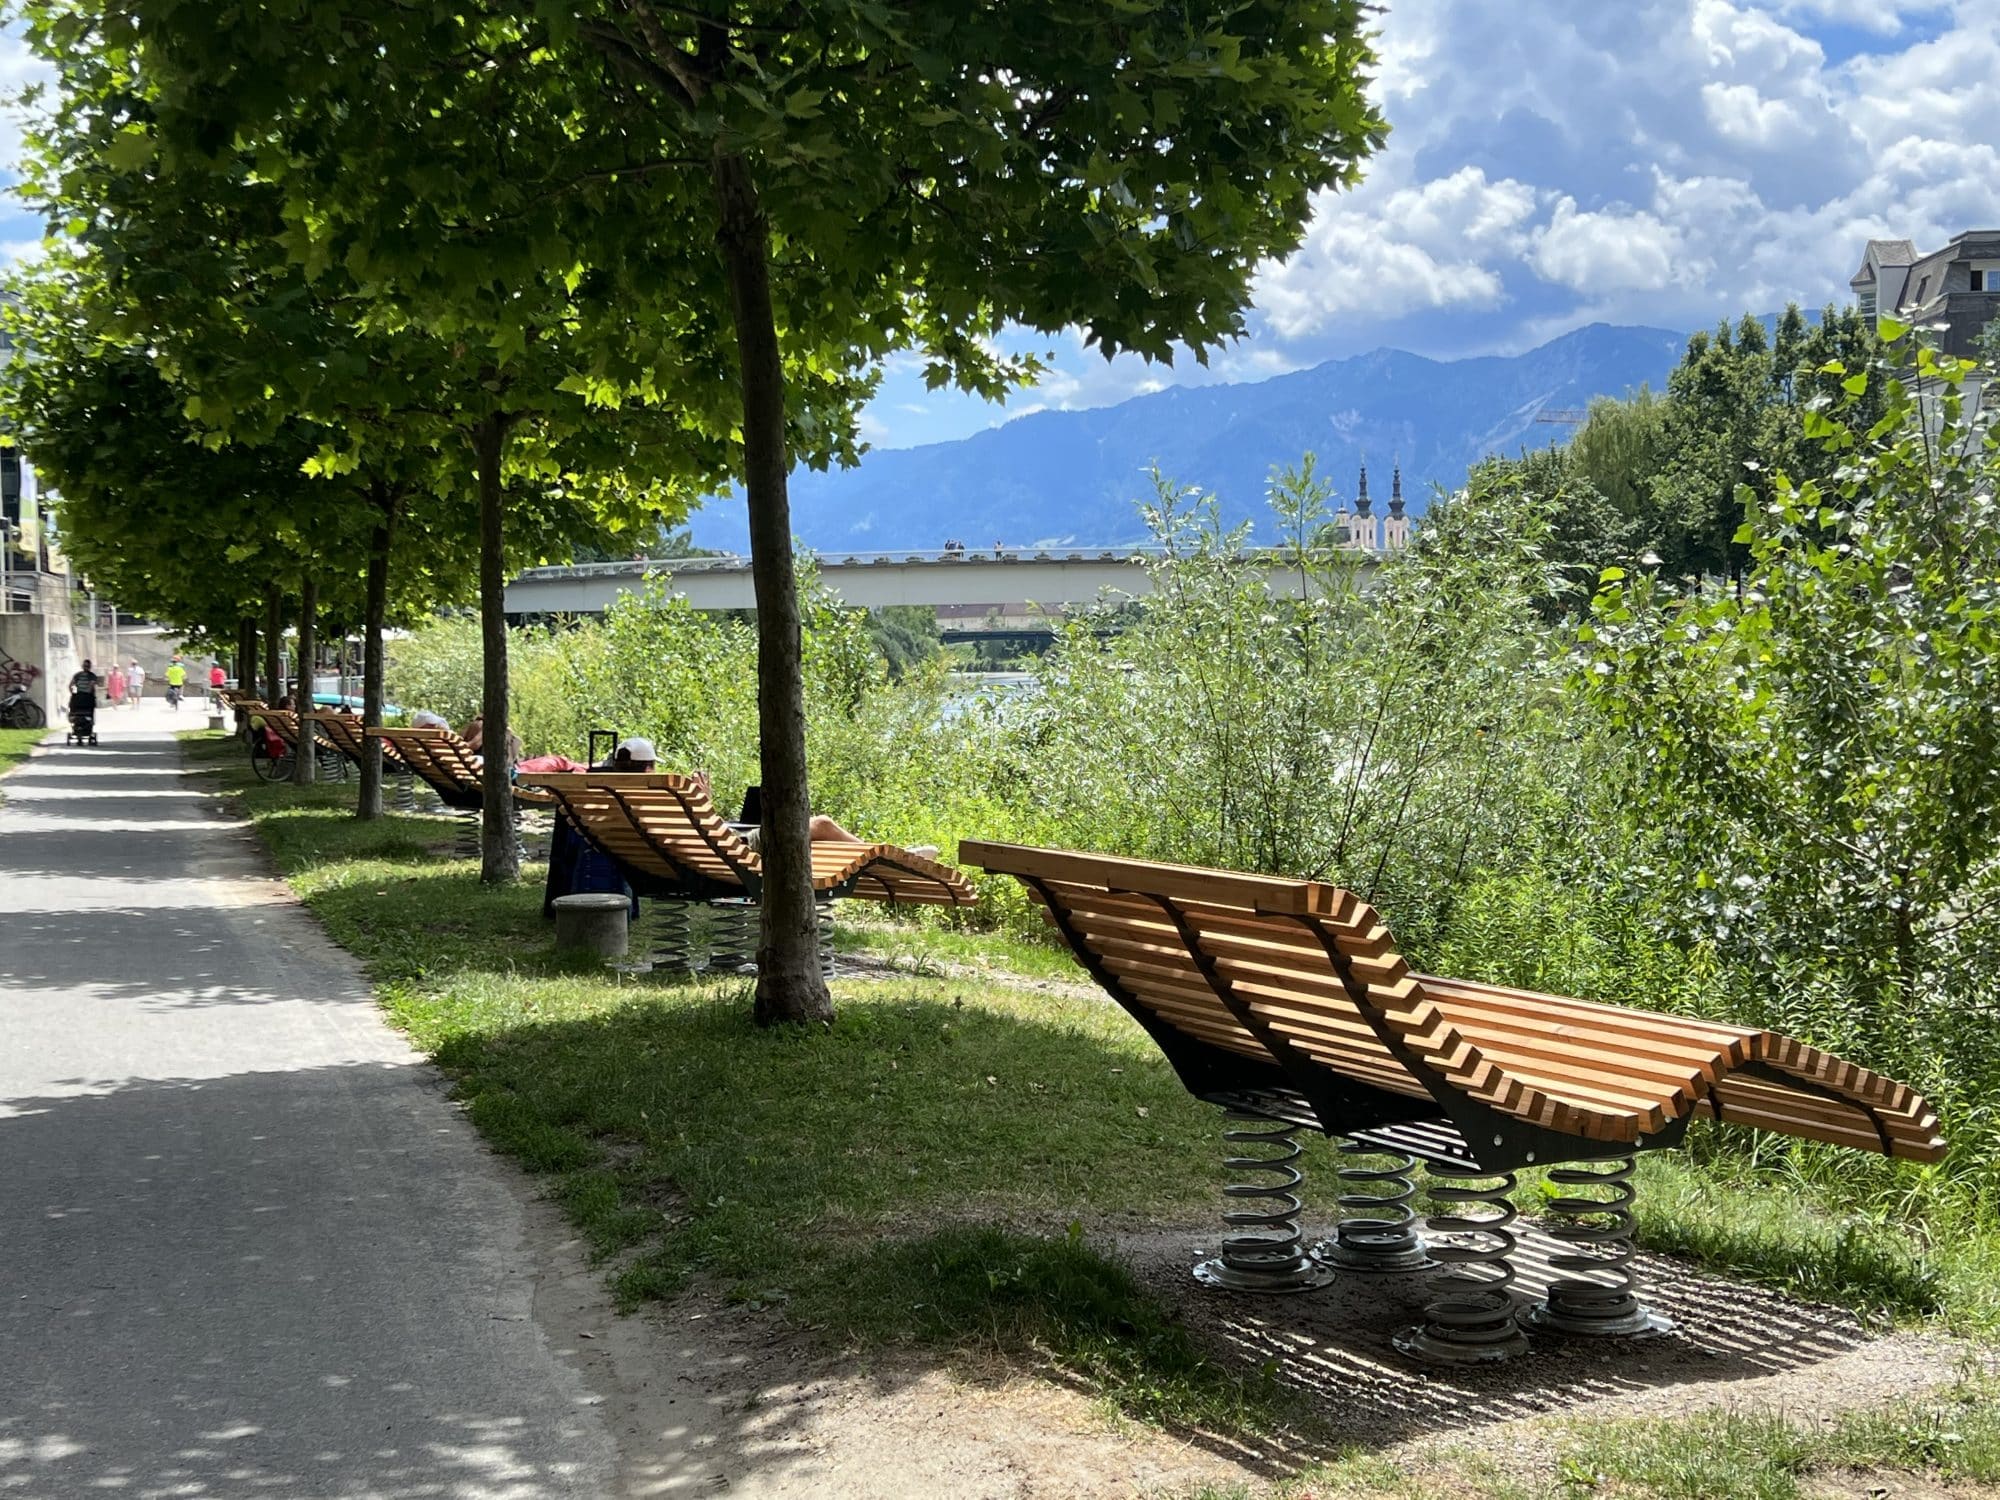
683,322,1690,552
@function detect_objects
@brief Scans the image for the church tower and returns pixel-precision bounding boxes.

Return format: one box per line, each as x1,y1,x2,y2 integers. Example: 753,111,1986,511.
1349,463,1380,552
1383,464,1411,552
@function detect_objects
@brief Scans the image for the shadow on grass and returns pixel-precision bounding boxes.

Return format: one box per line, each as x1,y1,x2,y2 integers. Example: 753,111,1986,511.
201,726,1966,1464
422,988,1941,1463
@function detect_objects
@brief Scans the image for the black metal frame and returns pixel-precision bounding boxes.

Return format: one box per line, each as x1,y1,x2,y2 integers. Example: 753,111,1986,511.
1026,872,1691,1175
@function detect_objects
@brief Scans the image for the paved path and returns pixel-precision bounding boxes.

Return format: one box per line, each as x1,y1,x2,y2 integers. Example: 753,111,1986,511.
0,704,620,1497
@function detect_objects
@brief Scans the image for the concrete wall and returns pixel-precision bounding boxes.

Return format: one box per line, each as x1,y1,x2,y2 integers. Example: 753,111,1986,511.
0,598,216,715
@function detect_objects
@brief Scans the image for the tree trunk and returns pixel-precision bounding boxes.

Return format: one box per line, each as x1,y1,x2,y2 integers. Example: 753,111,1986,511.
264,583,284,709
238,616,257,698
358,491,395,821
236,615,257,739
713,149,831,1026
291,574,318,785
473,415,518,884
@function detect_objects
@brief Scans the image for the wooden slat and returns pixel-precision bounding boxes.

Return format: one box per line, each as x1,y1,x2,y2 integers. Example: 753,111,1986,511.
962,840,1337,916
969,841,1946,1161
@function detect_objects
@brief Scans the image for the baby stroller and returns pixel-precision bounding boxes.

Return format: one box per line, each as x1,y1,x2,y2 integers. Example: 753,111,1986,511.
67,688,100,746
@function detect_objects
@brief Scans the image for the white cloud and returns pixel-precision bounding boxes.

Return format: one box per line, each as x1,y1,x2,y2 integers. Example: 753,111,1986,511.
1247,0,2000,345
1531,198,1687,293
1752,0,1947,34
1700,81,1815,150
1254,167,1532,338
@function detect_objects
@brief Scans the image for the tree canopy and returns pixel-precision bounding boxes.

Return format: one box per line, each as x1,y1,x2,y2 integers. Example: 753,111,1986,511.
10,0,1387,1018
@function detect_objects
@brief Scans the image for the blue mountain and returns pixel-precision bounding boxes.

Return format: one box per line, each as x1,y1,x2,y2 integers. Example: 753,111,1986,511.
686,322,1688,551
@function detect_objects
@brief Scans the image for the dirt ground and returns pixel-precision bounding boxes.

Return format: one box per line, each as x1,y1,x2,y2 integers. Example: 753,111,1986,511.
521,1183,1976,1499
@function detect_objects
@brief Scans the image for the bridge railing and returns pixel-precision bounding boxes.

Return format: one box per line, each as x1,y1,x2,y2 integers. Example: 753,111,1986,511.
514,542,1397,582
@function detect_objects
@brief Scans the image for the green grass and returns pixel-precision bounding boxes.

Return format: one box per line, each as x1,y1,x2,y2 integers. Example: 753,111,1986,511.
0,726,46,779
1546,1376,2000,1498
180,728,2000,1481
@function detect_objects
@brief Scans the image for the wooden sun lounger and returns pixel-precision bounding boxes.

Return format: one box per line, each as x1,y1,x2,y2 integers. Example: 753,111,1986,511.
961,840,1944,1359
366,727,554,813
304,710,407,773
517,772,976,907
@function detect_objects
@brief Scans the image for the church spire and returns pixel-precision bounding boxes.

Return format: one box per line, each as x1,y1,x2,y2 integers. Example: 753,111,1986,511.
1356,461,1372,516
1389,462,1405,518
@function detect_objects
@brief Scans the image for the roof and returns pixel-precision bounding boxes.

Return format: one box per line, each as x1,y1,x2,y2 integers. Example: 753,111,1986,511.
1851,238,1918,286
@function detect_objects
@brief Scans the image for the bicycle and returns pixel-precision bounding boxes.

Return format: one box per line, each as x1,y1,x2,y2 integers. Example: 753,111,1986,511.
0,684,45,729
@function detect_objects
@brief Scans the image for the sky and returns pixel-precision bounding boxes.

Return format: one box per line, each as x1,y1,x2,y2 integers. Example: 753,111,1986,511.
5,0,1998,450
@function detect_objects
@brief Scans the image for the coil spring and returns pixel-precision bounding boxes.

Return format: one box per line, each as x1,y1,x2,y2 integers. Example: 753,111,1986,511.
1392,1163,1530,1363
706,899,759,974
1193,1113,1334,1294
1315,1141,1434,1272
646,899,695,972
1527,1157,1672,1337
816,901,836,980
393,771,417,813
453,809,481,860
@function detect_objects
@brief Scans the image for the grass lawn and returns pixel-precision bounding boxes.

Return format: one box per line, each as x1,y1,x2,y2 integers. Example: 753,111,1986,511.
180,729,2000,1495
0,726,47,779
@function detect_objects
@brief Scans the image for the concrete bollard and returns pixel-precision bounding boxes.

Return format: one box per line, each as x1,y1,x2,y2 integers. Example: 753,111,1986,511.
207,712,227,732
552,892,631,960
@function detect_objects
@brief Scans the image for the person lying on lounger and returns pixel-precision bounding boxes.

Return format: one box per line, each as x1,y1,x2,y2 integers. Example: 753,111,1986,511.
701,774,938,859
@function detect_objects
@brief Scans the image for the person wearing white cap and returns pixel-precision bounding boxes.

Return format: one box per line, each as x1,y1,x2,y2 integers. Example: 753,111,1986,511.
410,709,450,730
606,737,657,772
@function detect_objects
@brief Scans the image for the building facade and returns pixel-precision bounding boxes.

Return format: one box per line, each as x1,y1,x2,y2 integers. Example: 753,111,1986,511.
1850,230,2000,362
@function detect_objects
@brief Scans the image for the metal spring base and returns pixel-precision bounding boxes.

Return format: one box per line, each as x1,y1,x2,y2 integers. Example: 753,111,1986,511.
1314,1140,1435,1273
817,900,836,979
633,898,695,973
706,898,759,975
1194,1112,1336,1294
453,809,480,860
1393,1164,1530,1363
393,772,417,812
1525,1157,1672,1338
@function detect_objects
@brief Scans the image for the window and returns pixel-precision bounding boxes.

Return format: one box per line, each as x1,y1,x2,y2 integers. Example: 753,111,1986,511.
1975,269,1989,292
1913,275,1930,305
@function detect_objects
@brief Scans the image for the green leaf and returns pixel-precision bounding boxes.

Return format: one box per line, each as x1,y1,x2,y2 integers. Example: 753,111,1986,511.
104,126,156,173
1598,566,1626,583
1877,315,1908,344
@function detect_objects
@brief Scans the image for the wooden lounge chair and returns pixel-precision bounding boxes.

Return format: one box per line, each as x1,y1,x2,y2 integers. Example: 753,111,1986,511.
366,726,554,812
518,771,976,973
305,711,422,807
365,726,554,858
960,840,1944,1362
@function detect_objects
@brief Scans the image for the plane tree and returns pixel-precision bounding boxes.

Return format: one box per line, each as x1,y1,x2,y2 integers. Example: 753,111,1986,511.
30,0,1387,1021
12,5,732,842
569,0,1389,1023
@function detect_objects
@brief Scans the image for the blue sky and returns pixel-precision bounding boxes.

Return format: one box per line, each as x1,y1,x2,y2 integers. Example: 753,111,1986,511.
7,0,1998,451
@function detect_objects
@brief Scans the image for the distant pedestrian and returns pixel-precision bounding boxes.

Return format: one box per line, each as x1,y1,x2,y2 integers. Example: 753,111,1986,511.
125,660,145,705
208,663,226,691
164,658,187,709
107,663,127,707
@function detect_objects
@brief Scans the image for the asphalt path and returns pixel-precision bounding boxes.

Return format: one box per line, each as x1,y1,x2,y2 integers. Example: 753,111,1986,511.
0,702,620,1497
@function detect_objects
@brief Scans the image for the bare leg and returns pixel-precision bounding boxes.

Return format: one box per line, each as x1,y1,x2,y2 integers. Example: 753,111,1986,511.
808,814,863,844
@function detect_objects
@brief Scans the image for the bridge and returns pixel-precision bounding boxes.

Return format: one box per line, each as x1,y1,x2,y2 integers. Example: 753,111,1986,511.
503,546,1382,618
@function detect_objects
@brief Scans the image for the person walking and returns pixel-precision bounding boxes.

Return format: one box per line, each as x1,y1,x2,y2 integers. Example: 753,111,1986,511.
107,662,127,708
164,657,187,710
125,659,145,706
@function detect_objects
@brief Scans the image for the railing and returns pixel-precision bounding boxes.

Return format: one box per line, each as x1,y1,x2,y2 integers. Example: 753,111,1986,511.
518,541,1396,581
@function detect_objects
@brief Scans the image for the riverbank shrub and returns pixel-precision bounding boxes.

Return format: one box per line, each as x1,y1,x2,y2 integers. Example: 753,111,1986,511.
385,338,2000,1224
